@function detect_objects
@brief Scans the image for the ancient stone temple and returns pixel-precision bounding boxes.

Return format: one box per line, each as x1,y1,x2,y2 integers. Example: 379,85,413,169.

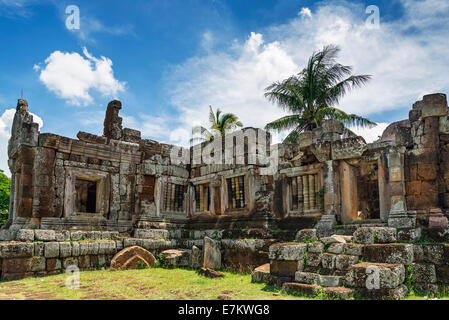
1,93,449,299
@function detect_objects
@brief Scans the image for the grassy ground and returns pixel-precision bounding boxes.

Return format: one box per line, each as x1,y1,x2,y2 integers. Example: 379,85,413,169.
0,267,309,300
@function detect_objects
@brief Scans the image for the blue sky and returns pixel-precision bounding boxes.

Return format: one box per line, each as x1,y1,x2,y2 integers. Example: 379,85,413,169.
1,0,449,175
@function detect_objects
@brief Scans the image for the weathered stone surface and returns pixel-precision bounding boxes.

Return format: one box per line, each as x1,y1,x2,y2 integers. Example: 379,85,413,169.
436,265,449,283
35,229,56,241
251,263,270,283
46,258,62,271
320,235,347,244
270,260,300,277
161,249,191,267
355,284,408,300
319,275,343,287
374,227,397,243
282,282,320,295
414,244,444,264
0,242,34,258
307,242,324,253
344,243,364,256
198,267,225,278
295,271,320,285
397,228,421,242
353,227,375,244
111,246,156,270
98,241,117,255
55,230,70,242
269,243,307,261
31,256,46,272
190,245,203,268
305,253,321,267
295,229,317,242
327,243,344,254
345,262,405,289
336,255,359,271
16,229,34,242
363,244,414,265
2,257,33,273
134,229,168,239
321,253,337,269
59,242,72,258
411,263,437,284
203,236,221,269
323,287,354,300
44,242,60,258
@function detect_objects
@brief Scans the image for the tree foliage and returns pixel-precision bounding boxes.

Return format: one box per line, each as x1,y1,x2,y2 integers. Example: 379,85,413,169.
264,44,376,143
0,170,10,226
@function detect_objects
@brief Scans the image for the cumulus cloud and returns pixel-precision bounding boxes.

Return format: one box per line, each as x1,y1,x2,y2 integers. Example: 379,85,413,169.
35,47,126,106
165,0,449,145
0,108,43,176
299,7,312,19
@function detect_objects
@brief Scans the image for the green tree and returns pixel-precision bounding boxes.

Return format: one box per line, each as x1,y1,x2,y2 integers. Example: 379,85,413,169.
0,170,10,226
190,105,243,143
264,44,376,143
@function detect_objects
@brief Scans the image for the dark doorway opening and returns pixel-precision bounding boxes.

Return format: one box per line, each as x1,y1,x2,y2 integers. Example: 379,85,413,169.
75,179,97,213
356,164,380,220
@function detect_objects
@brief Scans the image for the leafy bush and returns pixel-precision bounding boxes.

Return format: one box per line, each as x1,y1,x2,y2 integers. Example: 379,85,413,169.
0,170,10,227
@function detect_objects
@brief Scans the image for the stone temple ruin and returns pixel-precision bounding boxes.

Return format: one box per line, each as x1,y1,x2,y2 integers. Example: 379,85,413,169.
2,93,449,299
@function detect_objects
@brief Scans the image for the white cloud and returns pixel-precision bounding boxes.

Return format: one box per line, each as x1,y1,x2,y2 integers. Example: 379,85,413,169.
299,7,312,19
0,108,43,176
349,123,390,143
36,47,126,106
165,0,449,145
74,16,136,43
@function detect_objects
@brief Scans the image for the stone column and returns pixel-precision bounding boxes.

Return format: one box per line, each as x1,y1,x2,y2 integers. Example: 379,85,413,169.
387,150,417,228
315,160,338,235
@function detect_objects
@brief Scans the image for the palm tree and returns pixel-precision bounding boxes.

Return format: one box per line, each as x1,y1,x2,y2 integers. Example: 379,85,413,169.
264,44,376,143
190,106,243,143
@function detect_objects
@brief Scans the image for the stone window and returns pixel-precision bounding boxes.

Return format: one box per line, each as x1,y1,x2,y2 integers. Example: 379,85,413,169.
140,175,156,202
290,174,320,213
163,182,185,212
227,176,246,209
75,178,97,213
195,183,210,212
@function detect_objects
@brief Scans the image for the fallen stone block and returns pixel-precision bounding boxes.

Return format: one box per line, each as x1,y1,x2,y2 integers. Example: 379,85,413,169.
354,284,408,300
269,243,307,261
323,287,353,300
204,236,221,269
320,235,346,245
353,227,375,244
295,271,320,285
251,263,270,283
319,275,343,287
345,262,405,289
363,243,414,265
414,244,444,264
198,267,225,278
397,228,421,242
111,246,156,270
160,249,191,267
282,282,320,296
190,245,203,268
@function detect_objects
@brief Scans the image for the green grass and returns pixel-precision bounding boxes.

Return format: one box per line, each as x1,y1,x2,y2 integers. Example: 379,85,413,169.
0,267,310,300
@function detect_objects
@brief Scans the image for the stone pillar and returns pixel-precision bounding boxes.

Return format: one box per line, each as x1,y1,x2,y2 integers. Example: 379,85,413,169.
103,100,123,140
315,160,338,235
387,150,417,228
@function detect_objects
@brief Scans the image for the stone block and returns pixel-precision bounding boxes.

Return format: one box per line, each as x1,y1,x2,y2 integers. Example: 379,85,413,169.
55,230,70,241
323,287,354,300
161,249,191,267
353,227,375,244
420,93,448,118
62,257,79,270
321,253,336,269
270,260,299,277
282,282,320,295
305,253,321,267
0,242,34,258
111,246,156,270
269,243,307,261
295,271,320,285
397,228,421,242
134,229,169,239
2,258,32,273
78,255,91,269
414,244,444,264
307,242,324,253
363,244,414,265
31,256,46,272
336,255,359,271
319,275,343,287
327,243,344,254
87,242,99,255
345,262,405,289
59,242,72,258
295,229,317,242
34,242,45,256
344,243,364,256
71,242,80,256
35,229,56,241
251,264,270,283
46,258,62,271
436,265,449,283
355,285,408,300
44,242,60,258
411,263,437,284
203,236,221,269
16,229,34,242
190,245,203,268
374,227,397,243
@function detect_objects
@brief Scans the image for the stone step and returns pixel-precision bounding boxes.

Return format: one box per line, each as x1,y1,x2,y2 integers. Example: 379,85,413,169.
322,287,354,300
345,262,405,289
295,272,343,287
